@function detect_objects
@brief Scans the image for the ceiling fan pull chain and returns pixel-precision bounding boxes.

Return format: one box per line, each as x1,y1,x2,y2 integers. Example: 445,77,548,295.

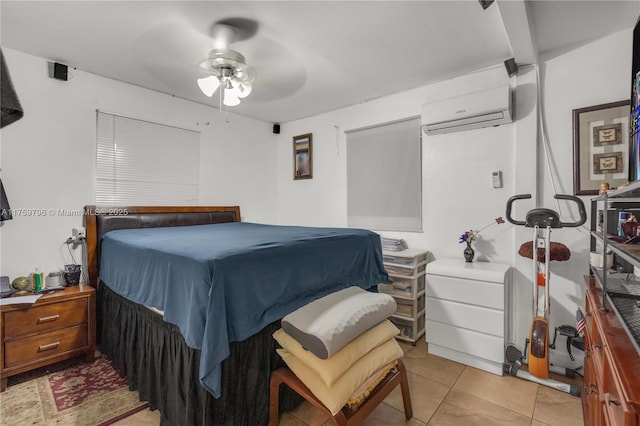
219,83,223,113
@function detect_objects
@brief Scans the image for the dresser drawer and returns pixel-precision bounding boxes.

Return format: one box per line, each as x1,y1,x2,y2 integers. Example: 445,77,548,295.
4,324,89,369
426,320,504,363
3,298,88,338
426,274,503,309
426,297,504,337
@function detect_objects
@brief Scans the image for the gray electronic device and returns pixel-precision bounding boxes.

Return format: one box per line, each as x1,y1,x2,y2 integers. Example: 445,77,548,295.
492,171,503,188
1,276,12,298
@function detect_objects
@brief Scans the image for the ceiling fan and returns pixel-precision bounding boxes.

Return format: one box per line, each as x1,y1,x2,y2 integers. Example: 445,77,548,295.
197,18,258,107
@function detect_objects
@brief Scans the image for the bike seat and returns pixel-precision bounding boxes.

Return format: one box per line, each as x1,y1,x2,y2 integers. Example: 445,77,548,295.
526,208,561,228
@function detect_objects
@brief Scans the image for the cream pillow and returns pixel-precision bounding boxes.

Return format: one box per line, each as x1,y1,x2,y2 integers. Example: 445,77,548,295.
277,338,403,415
346,360,398,411
273,319,399,387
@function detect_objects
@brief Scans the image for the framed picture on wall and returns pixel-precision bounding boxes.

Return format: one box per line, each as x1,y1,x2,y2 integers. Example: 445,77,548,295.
293,133,313,180
573,100,630,195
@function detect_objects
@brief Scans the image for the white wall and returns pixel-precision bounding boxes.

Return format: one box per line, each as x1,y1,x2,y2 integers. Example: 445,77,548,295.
275,65,520,261
0,48,277,281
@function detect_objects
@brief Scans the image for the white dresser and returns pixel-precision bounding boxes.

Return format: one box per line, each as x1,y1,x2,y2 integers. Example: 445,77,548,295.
425,258,510,375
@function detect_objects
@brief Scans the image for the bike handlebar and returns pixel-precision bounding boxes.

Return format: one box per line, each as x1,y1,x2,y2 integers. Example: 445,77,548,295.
505,194,531,226
505,194,587,228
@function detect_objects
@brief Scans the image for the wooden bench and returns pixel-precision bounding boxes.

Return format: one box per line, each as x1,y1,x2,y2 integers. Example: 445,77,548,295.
269,359,413,425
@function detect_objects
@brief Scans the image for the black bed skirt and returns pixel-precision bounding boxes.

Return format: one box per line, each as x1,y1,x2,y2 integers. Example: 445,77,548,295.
97,283,302,426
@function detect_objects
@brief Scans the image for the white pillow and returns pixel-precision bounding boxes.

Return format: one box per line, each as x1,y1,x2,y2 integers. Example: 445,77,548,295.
281,286,396,359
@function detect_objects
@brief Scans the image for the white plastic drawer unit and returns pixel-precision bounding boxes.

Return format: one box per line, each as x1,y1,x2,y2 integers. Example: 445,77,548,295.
383,250,428,267
381,248,429,344
395,293,426,318
383,249,428,278
385,263,426,277
425,258,510,376
390,314,426,342
378,274,426,299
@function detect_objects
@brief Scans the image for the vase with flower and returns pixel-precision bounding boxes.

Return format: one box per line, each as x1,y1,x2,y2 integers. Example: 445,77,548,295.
459,230,476,262
458,217,505,262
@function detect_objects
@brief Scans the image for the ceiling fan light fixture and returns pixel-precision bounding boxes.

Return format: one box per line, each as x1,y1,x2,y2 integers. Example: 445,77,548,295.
197,48,255,107
223,88,240,106
231,77,252,99
236,82,252,99
197,76,220,97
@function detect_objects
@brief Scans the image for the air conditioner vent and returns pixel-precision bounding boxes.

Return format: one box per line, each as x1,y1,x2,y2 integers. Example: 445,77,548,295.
422,85,513,135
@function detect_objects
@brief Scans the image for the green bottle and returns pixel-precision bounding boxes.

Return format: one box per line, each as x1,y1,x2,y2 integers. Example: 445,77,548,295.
34,268,42,292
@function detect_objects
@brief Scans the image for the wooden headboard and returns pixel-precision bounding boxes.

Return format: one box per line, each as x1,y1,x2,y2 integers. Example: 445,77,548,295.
83,205,241,287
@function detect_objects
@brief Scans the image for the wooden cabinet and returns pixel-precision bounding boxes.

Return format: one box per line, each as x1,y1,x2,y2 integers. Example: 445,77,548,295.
583,278,640,426
0,285,96,391
425,258,510,376
378,249,428,344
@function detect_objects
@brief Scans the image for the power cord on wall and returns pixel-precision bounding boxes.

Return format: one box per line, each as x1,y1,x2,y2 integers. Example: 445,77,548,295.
62,233,89,285
533,64,590,236
534,64,563,215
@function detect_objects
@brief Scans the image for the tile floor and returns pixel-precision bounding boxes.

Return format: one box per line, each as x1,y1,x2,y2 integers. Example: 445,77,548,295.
113,339,584,426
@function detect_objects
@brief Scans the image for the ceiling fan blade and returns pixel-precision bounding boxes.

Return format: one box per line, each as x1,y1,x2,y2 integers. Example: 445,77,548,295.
237,37,306,102
136,22,213,72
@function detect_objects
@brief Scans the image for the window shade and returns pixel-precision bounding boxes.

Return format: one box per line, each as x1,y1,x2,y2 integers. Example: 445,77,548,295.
346,117,422,232
96,111,200,205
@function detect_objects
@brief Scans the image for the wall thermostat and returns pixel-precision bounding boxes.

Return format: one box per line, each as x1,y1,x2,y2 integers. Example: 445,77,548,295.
492,171,503,188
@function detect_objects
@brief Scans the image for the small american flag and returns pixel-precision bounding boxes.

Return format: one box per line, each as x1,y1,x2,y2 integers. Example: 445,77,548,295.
576,308,586,337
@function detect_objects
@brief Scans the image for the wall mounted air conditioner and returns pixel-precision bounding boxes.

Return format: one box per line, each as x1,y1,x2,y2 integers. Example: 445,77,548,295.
421,85,513,135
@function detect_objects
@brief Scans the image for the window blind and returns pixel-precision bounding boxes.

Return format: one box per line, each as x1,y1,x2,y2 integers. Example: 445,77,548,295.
346,117,422,232
96,111,200,205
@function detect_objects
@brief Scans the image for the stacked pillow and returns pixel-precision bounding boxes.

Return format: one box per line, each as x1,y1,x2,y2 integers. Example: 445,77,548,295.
274,286,403,415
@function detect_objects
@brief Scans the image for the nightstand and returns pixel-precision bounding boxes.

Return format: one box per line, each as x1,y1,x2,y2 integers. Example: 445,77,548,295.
0,285,96,392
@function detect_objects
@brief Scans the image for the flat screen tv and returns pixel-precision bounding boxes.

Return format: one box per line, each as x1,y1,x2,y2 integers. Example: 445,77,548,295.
629,15,640,182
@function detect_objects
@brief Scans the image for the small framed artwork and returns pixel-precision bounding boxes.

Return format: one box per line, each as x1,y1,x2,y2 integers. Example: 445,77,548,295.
593,152,623,174
593,123,623,146
573,100,630,195
293,133,312,180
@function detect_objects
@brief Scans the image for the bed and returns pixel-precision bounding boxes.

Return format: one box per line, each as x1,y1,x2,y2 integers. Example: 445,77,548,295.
84,205,388,426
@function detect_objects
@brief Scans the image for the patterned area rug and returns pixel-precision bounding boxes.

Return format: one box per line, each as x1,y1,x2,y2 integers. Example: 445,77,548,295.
1,357,149,426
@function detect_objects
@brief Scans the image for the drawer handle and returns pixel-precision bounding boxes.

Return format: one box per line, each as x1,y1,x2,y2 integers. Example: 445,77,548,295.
593,343,602,350
606,394,620,406
38,341,60,352
37,314,60,324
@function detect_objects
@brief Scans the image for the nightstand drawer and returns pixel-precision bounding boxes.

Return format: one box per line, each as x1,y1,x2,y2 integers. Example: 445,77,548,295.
4,324,89,368
4,298,88,338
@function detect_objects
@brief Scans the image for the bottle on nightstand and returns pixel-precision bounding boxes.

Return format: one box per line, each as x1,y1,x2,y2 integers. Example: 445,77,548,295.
33,267,44,292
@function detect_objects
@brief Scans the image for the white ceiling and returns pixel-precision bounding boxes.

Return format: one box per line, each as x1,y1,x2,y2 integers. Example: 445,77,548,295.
1,1,638,124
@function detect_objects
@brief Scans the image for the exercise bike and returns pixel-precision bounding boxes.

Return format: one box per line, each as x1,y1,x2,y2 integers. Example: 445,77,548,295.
504,194,587,396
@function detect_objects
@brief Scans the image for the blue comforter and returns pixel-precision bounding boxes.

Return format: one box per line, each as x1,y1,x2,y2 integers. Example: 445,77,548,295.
99,222,387,397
